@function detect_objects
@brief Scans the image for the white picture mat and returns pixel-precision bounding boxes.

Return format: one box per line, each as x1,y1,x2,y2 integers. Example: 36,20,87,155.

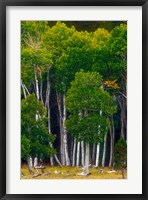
6,6,142,194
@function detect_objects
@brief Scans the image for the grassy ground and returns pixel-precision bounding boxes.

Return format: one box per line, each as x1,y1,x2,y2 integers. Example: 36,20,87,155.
21,164,127,179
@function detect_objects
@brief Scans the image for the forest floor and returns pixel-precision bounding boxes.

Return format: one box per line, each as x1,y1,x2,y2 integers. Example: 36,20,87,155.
21,164,127,179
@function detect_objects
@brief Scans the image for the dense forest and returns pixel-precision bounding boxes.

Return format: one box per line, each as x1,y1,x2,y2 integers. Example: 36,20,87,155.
21,21,127,179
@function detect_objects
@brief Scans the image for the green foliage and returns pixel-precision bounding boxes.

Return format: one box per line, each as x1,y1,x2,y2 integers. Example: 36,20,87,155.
66,71,116,143
21,21,52,90
21,134,30,159
93,23,127,80
21,94,55,159
66,113,109,143
66,70,116,114
44,22,103,93
92,28,110,48
21,21,52,66
21,21,49,47
114,137,127,169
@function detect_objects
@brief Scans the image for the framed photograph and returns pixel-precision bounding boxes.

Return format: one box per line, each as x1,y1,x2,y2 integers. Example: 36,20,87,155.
0,0,147,199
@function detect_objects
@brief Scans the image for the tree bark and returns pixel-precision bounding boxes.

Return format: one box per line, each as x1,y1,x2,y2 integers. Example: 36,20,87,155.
95,110,102,167
109,117,115,168
21,81,27,99
81,141,85,166
23,82,30,96
85,143,90,174
63,94,70,166
122,168,125,179
21,80,30,98
76,141,80,167
54,155,62,167
72,139,76,166
92,143,96,165
95,143,100,167
45,70,53,166
102,133,107,167
119,96,126,139
56,92,65,165
34,65,40,100
27,157,34,175
34,157,38,168
40,73,43,103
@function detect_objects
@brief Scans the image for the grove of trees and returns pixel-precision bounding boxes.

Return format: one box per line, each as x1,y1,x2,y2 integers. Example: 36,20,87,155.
21,21,127,176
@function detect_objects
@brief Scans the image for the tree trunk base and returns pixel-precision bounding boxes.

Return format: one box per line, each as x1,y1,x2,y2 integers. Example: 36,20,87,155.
122,168,125,179
77,172,91,176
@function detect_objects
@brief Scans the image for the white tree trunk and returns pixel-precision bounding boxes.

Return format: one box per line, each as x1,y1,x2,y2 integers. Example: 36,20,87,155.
21,80,30,99
21,81,27,99
34,66,41,124
29,156,33,168
76,141,80,167
60,124,65,166
72,139,76,166
45,71,53,166
95,143,100,167
56,92,65,165
109,135,113,168
95,110,102,167
85,143,90,174
27,157,34,175
34,65,40,100
54,155,62,167
34,157,38,168
23,82,30,95
63,133,70,166
109,117,115,168
63,94,70,166
60,123,65,166
45,71,50,108
102,133,107,167
40,74,43,103
81,141,85,166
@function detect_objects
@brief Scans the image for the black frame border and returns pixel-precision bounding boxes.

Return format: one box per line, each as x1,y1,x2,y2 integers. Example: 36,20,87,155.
0,0,147,200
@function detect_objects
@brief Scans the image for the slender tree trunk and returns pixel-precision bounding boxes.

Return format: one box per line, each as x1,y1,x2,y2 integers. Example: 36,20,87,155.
45,71,54,166
95,110,102,167
121,110,124,138
72,139,76,166
109,117,115,168
54,155,62,167
27,157,34,175
21,80,30,98
119,97,125,139
34,157,38,168
60,123,65,165
122,168,125,179
21,81,27,99
70,137,73,164
85,143,90,174
63,94,70,166
40,73,43,103
102,133,107,167
56,92,65,165
81,141,85,166
95,143,100,167
92,143,96,165
23,82,30,95
76,141,80,167
109,125,113,168
34,65,40,100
